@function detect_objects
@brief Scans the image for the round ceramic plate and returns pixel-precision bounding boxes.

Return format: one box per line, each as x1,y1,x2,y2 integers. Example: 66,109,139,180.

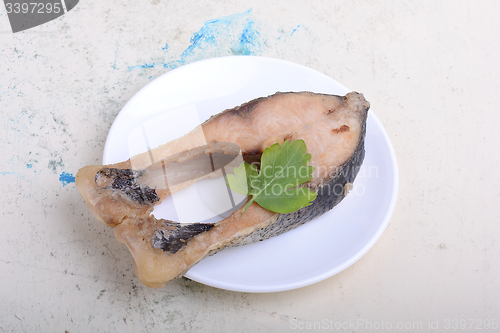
103,56,398,293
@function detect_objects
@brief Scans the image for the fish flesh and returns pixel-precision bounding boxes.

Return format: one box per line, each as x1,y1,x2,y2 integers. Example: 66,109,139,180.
76,91,370,288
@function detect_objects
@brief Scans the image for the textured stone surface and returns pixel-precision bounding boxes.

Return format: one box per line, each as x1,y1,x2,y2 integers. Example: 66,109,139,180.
1,1,499,332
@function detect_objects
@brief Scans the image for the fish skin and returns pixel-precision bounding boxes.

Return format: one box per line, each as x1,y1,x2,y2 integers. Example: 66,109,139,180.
152,220,215,253
95,168,160,206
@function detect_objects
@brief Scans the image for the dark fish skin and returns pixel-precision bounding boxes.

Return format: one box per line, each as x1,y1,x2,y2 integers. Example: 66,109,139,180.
152,220,214,253
95,168,160,206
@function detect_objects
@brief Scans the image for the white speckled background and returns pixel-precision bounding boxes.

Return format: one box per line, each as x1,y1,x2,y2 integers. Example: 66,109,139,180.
1,1,499,332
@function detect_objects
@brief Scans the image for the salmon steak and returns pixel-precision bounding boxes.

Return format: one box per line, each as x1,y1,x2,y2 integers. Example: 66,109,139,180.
76,91,370,288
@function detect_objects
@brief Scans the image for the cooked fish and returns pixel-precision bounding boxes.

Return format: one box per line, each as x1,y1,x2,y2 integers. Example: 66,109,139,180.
76,91,369,288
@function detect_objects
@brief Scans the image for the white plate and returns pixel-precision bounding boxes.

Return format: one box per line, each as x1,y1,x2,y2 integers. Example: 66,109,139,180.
103,56,398,293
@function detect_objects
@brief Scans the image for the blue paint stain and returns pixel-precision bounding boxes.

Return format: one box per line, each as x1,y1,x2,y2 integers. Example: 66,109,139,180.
128,9,262,71
232,19,259,55
112,51,118,70
290,25,301,36
1,172,15,175
162,43,169,51
26,164,32,168
177,9,261,62
128,63,157,70
59,172,75,186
